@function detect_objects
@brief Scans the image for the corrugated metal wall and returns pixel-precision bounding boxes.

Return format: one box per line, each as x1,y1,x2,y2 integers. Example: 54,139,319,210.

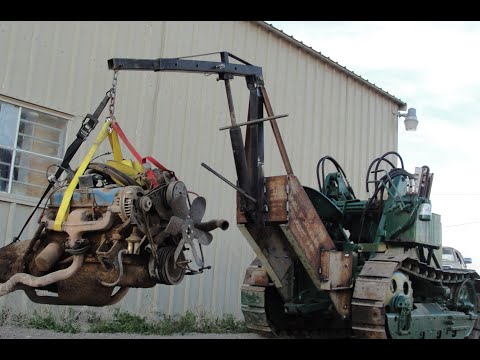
0,21,400,318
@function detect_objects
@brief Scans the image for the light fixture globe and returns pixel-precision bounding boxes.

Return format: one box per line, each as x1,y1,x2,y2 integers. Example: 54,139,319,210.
403,108,418,131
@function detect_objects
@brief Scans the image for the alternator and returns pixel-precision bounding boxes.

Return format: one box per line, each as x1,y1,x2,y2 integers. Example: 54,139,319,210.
113,186,144,222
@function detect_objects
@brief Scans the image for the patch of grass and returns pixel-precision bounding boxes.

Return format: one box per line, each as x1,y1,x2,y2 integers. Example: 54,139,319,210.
90,309,248,335
0,308,28,327
189,311,249,334
155,311,197,335
28,309,80,333
89,309,153,334
0,306,249,335
153,310,249,335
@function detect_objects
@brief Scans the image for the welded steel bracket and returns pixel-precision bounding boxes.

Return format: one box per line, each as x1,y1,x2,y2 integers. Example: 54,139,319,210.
318,250,353,290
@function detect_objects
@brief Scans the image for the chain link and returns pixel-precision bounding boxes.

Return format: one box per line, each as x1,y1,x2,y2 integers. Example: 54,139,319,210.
109,69,119,117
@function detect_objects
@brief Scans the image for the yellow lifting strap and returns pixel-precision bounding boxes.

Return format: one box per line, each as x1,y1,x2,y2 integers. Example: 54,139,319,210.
107,123,123,162
53,121,112,231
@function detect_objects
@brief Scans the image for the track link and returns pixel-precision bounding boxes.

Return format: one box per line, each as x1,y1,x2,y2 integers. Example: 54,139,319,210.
243,255,480,339
241,273,348,338
352,254,480,339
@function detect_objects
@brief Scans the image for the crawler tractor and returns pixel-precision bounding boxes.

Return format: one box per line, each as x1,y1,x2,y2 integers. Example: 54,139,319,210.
237,154,480,339
0,52,478,339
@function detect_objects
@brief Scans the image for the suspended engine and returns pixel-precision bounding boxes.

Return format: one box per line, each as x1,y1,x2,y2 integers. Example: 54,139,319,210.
0,101,228,306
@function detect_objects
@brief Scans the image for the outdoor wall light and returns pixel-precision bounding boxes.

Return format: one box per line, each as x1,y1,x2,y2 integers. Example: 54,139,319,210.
398,108,419,131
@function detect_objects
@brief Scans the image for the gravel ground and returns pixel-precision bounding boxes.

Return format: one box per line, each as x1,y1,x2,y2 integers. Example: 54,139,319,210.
0,325,265,339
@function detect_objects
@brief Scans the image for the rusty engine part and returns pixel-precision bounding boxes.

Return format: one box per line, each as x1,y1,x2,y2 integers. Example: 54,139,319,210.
0,164,228,306
0,96,228,307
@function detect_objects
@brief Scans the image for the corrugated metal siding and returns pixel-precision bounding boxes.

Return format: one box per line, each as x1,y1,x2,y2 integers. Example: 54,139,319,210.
0,21,400,318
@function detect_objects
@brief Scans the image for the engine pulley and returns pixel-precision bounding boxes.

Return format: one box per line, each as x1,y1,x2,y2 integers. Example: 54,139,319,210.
149,246,186,285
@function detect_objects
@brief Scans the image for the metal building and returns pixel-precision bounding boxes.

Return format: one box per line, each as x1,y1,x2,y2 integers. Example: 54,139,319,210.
0,21,406,318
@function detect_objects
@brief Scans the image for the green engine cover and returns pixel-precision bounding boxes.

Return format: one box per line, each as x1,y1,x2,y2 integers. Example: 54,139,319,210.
385,212,442,249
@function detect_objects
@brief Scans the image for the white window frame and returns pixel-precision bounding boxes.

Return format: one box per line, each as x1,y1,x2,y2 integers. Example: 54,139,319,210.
0,95,73,199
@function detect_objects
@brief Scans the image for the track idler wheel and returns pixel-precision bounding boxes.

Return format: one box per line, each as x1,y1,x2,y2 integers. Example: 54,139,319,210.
453,280,477,314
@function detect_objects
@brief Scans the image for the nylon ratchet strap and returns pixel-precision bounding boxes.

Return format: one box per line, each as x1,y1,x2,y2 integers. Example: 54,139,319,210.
12,91,111,242
53,121,112,231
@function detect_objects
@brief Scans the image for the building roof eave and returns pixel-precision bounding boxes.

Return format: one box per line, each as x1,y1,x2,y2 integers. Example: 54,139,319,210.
254,21,407,110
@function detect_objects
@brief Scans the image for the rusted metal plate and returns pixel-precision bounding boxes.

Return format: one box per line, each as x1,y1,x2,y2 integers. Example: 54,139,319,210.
238,175,335,292
286,175,335,267
319,250,353,290
319,249,331,282
241,305,270,327
357,242,386,253
236,176,288,224
329,289,352,318
352,258,401,339
236,192,247,224
352,325,387,339
264,176,288,223
237,224,284,288
371,253,408,263
353,278,390,301
237,224,296,302
242,224,294,301
351,302,385,326
360,261,399,278
243,266,269,286
241,284,266,308
277,175,334,291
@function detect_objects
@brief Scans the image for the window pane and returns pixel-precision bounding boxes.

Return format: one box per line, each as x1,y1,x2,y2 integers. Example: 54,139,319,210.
12,150,59,197
17,127,60,158
0,179,7,192
11,181,46,198
0,147,13,191
0,101,19,148
442,250,454,262
18,108,67,158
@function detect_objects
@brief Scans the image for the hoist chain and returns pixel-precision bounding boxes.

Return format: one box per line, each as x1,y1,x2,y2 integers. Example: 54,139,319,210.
109,69,119,117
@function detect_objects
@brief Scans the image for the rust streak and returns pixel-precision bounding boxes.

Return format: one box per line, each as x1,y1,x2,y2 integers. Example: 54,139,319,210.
287,175,335,274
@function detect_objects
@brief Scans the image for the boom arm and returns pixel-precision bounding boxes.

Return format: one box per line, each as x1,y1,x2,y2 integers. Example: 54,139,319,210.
107,51,269,221
108,56,262,79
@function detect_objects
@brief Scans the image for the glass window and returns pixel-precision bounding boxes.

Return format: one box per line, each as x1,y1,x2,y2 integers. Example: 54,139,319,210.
454,251,464,266
0,99,68,198
442,248,455,262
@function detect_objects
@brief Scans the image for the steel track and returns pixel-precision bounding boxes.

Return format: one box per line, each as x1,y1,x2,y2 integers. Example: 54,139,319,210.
242,256,480,339
352,254,480,338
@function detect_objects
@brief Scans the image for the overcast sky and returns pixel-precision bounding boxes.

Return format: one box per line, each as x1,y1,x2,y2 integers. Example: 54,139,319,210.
269,21,480,271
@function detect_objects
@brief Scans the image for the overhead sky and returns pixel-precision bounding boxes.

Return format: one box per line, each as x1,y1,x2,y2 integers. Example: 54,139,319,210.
268,21,480,271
